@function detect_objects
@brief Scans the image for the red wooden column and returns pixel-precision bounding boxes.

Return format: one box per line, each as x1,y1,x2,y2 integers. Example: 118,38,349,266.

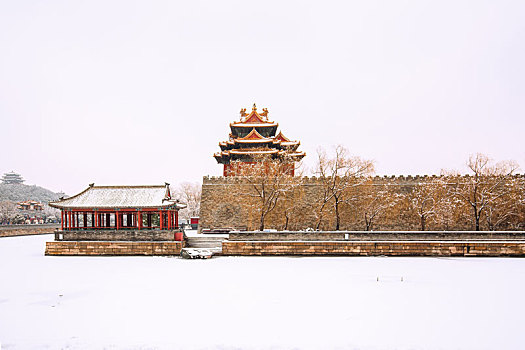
68,211,72,230
137,211,142,230
61,211,64,230
159,210,163,230
94,211,98,229
167,210,171,230
175,210,178,229
116,211,120,230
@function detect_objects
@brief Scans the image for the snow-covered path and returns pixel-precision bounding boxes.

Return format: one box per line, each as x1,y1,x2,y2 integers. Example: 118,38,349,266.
1,235,524,349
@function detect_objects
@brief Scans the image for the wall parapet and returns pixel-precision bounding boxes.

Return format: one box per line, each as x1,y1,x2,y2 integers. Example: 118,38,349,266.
229,231,525,241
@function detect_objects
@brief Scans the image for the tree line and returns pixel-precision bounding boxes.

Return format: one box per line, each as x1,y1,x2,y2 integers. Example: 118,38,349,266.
224,148,524,231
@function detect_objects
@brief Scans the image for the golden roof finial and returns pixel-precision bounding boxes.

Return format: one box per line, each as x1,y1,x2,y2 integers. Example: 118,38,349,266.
260,108,268,117
252,103,257,111
240,108,247,117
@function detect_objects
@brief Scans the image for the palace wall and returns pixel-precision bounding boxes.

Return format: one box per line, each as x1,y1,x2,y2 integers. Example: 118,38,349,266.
199,175,525,232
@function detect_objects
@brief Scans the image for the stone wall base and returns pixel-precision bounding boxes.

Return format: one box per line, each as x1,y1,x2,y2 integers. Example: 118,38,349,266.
45,241,183,256
222,240,525,257
56,229,177,241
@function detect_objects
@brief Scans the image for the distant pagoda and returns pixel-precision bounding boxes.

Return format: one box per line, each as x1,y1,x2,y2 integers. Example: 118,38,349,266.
214,104,306,176
1,171,24,185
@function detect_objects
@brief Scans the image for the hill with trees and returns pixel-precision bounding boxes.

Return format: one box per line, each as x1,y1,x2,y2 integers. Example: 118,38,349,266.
0,183,63,204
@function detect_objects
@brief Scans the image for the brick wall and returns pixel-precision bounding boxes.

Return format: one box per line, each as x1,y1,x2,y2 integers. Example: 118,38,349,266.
0,224,59,238
45,241,183,256
222,240,525,257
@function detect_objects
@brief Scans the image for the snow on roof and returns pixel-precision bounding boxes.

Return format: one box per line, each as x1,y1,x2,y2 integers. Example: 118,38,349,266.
229,149,279,155
230,122,278,128
49,184,186,209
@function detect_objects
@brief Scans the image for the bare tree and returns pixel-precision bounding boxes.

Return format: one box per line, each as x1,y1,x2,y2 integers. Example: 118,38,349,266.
452,154,519,231
0,200,17,224
314,145,374,230
230,154,302,231
174,182,202,222
408,177,446,230
484,175,522,230
358,182,403,231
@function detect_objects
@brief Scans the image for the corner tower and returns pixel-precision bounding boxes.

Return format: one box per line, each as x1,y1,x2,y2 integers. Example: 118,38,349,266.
214,104,306,176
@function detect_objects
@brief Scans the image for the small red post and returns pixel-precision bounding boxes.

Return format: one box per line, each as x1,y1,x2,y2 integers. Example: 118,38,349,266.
137,211,142,230
159,211,163,230
116,212,120,230
61,211,64,230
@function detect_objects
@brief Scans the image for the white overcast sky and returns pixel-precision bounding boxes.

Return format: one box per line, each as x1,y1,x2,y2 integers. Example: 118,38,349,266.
1,0,524,194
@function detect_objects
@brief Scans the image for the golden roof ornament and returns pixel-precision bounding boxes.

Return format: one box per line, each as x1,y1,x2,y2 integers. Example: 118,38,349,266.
260,108,269,118
240,108,247,117
252,103,257,110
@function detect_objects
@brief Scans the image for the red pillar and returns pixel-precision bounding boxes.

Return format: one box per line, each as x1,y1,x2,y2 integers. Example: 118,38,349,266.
61,211,64,230
116,212,120,230
68,211,72,230
137,211,142,230
175,210,178,229
159,211,163,230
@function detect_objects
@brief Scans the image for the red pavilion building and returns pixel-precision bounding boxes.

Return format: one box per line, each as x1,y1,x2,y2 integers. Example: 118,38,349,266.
49,183,186,240
214,104,305,176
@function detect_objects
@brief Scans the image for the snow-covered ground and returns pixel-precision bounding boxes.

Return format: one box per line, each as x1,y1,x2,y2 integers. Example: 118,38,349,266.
1,235,525,350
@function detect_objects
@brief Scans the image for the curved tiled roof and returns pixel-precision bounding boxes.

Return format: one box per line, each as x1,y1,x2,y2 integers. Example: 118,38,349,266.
236,128,273,143
49,184,186,209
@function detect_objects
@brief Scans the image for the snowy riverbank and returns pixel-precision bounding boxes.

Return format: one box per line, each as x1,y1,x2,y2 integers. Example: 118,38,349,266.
1,234,524,349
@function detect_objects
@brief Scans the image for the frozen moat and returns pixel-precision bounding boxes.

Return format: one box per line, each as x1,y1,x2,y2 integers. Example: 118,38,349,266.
1,234,524,349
